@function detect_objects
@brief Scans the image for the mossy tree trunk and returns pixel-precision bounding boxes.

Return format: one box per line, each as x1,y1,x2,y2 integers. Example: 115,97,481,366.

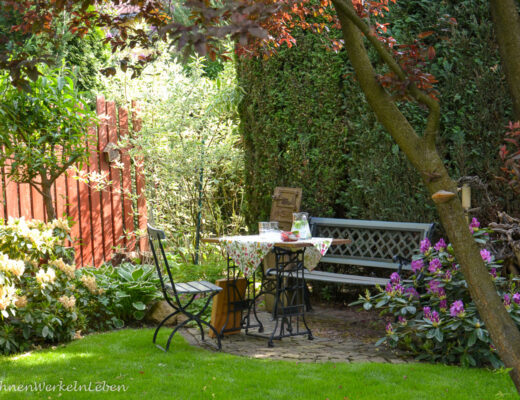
489,0,520,120
332,0,520,391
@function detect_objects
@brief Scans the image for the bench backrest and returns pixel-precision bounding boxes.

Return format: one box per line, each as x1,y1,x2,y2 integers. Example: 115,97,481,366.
310,217,435,271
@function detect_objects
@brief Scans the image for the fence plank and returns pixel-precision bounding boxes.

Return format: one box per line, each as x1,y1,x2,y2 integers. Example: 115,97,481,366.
107,101,124,251
98,96,114,262
4,158,19,219
19,183,32,219
66,168,83,266
31,186,46,221
78,126,97,266
132,101,148,252
91,96,107,265
118,107,135,251
55,174,67,219
0,164,5,221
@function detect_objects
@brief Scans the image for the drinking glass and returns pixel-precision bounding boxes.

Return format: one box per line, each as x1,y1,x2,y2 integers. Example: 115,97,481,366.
268,221,280,240
258,221,270,237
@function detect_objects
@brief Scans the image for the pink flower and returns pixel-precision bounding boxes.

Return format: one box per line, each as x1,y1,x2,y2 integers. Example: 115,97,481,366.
398,316,407,325
490,268,497,279
443,270,452,281
513,293,520,305
426,310,440,324
480,249,492,263
385,322,394,335
420,238,431,253
427,280,446,298
504,294,511,307
423,306,432,319
450,300,465,318
469,217,480,233
405,287,419,299
385,283,404,296
428,258,442,273
440,299,447,311
434,238,447,251
411,259,424,273
390,272,400,284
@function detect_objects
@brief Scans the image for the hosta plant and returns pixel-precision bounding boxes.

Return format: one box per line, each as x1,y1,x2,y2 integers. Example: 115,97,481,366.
352,218,520,368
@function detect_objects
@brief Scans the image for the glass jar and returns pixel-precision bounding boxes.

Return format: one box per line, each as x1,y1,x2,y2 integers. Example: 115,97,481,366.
291,212,311,239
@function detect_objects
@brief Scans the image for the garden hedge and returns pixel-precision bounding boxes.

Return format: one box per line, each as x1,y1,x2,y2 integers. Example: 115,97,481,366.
237,0,518,229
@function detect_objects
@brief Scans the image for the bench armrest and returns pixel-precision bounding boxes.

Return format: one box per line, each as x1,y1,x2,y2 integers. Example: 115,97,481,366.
392,255,411,275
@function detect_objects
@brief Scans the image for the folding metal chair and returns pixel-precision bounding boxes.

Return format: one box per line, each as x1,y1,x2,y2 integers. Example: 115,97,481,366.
148,224,222,351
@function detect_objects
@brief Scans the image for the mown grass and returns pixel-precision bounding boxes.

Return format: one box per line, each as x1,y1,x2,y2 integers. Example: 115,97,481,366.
0,328,518,400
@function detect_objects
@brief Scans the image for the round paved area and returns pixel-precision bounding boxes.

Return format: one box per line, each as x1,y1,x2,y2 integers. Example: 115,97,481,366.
180,304,411,364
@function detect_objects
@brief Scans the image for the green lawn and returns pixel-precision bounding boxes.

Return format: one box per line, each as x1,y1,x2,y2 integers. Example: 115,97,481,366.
0,328,518,400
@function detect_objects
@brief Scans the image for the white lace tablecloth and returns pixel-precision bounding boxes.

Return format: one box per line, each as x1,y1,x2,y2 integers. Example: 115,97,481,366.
219,235,332,278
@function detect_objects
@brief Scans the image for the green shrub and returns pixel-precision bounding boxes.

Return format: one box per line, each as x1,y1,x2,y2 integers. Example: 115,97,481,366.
352,219,520,368
0,217,81,354
0,217,162,354
77,263,162,330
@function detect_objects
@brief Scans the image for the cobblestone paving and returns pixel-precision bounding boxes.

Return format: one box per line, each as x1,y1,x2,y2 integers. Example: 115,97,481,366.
180,305,411,364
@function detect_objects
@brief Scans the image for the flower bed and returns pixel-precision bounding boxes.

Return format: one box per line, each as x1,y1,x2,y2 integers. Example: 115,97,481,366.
352,218,520,368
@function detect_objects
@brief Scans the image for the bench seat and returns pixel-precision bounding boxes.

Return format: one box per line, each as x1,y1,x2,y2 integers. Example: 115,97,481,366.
268,268,390,286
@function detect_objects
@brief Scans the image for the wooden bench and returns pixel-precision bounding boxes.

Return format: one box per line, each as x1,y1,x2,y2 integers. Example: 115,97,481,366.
305,217,435,286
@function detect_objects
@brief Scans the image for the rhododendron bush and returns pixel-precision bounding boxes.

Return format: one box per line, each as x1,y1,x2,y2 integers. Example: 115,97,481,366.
0,217,87,354
353,219,520,368
0,217,161,355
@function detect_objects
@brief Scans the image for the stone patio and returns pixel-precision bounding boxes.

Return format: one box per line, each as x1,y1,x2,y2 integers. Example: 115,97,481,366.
180,304,411,364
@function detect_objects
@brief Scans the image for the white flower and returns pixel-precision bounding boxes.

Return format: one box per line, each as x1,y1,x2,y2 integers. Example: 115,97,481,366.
0,253,25,278
0,284,16,310
36,268,56,288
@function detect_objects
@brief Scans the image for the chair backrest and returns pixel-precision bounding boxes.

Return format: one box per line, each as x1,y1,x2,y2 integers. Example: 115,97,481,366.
147,224,179,299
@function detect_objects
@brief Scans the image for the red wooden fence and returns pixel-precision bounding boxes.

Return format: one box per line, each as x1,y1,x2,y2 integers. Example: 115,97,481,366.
0,96,148,267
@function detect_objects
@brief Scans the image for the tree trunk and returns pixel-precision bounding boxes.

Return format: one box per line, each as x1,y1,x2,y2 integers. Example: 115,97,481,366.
333,0,520,391
489,0,520,120
41,176,56,221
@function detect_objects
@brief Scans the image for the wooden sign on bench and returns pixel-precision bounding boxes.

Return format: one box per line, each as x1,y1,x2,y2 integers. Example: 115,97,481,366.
270,187,302,231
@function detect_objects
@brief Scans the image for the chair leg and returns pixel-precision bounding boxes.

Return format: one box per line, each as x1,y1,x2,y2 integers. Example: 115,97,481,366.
153,310,180,345
156,292,222,352
164,318,191,351
199,319,222,350
196,319,205,341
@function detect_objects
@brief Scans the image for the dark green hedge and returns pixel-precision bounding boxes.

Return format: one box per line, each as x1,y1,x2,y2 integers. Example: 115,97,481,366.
238,0,517,228
238,31,349,226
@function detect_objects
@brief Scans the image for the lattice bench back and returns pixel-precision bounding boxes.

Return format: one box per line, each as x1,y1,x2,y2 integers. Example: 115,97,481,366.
310,218,435,270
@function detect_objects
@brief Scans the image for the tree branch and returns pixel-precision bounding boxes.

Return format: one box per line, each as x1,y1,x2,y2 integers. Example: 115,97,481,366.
333,0,440,148
332,0,428,171
49,154,82,186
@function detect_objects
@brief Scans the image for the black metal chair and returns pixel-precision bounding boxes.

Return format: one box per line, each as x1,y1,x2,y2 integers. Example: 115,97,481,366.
148,224,222,351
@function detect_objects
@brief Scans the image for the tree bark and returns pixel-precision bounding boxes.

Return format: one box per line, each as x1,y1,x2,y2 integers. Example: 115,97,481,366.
41,175,56,221
489,0,520,119
333,0,520,391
